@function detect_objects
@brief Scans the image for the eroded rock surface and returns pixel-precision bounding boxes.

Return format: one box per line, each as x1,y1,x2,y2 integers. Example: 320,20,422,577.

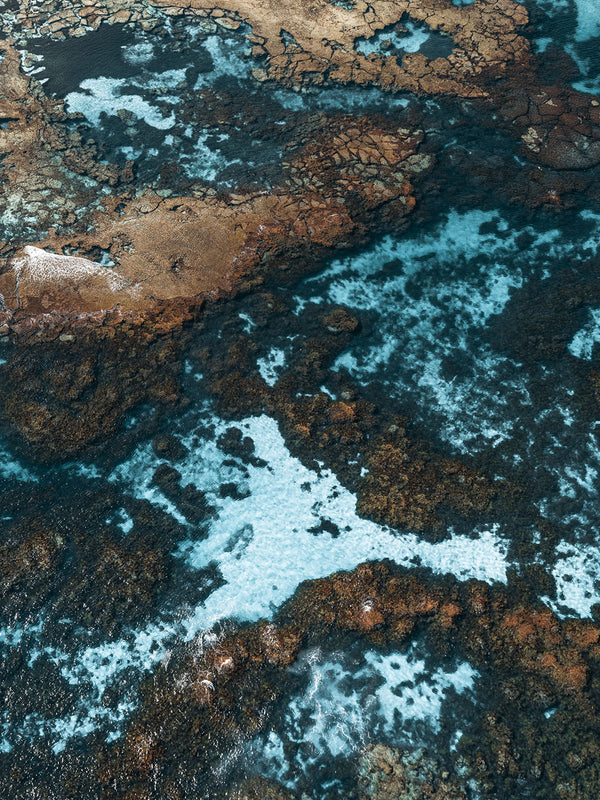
357,744,468,800
2,562,594,799
2,2,600,799
0,40,428,333
2,0,600,334
8,0,532,97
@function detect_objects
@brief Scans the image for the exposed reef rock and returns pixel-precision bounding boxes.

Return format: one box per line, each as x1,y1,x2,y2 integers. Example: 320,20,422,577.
0,41,122,238
2,3,600,799
229,744,470,800
357,744,468,800
229,776,299,800
0,40,427,335
193,300,523,538
2,561,595,799
2,0,600,336
6,245,134,314
8,0,532,98
274,393,502,536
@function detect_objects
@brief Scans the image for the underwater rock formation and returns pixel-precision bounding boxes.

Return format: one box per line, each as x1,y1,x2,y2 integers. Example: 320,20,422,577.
357,744,468,800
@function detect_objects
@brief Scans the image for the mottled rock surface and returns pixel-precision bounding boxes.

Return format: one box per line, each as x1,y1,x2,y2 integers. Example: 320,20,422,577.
358,744,467,800
2,0,600,334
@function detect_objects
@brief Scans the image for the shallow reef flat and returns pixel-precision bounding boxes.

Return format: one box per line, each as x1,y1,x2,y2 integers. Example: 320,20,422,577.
2,1,600,799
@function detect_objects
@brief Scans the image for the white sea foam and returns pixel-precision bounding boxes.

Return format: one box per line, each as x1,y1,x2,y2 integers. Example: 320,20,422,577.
298,209,600,462
109,414,508,633
356,20,432,57
180,130,243,181
252,644,477,787
272,86,411,112
7,409,506,751
66,76,178,129
0,702,134,755
0,441,37,482
238,312,256,332
569,308,600,359
299,210,544,453
121,41,154,66
257,347,287,386
544,541,600,617
115,508,134,534
534,425,600,532
565,42,600,95
574,0,600,42
194,34,253,87
116,413,508,619
64,462,103,479
0,626,24,646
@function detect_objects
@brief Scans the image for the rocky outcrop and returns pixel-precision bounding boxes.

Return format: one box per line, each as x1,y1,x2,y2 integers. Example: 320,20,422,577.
357,744,468,800
0,41,122,241
0,37,429,336
74,562,600,800
2,0,600,336
0,325,184,457
0,483,205,633
10,0,532,98
229,777,299,800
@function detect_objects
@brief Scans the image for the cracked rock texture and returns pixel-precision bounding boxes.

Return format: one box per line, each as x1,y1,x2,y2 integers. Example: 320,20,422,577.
2,0,600,335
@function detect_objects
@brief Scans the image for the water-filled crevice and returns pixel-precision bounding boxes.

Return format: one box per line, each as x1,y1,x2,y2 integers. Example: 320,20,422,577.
21,19,287,191
355,17,455,64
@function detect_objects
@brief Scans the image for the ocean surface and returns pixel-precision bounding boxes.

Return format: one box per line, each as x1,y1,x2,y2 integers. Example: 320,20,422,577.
2,1,600,798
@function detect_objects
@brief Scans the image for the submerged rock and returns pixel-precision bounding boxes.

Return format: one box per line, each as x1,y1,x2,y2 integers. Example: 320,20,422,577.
230,776,300,800
358,744,467,800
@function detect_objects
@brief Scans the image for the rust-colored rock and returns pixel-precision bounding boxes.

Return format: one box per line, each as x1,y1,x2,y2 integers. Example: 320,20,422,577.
81,561,600,800
358,744,468,800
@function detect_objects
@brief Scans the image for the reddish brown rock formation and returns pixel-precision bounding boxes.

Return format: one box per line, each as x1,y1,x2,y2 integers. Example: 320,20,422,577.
230,776,298,800
273,392,501,535
357,744,468,800
0,478,222,635
78,561,600,800
2,0,599,338
196,307,515,537
0,48,428,335
0,500,169,632
0,40,121,240
0,327,183,456
11,0,532,98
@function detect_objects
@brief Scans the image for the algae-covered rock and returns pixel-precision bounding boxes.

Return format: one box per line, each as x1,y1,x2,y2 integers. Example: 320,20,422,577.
357,744,467,800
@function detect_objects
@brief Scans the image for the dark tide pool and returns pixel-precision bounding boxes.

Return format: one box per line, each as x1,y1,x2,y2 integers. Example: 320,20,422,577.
19,17,429,192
